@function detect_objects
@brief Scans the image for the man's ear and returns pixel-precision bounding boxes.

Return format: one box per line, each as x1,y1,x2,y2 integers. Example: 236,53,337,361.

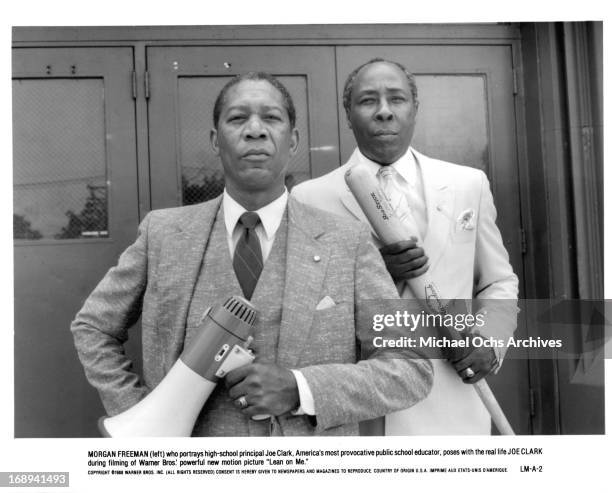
346,110,353,130
289,127,300,156
210,128,219,156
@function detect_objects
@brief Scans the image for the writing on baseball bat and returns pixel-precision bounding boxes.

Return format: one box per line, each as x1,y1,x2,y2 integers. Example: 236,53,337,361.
370,192,389,221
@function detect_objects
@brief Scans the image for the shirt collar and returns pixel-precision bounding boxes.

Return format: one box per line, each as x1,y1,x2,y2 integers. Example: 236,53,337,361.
223,188,288,241
355,147,417,183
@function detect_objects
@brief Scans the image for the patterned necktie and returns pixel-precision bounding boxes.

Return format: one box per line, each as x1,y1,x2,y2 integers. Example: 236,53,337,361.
377,166,413,223
233,212,263,300
377,165,426,240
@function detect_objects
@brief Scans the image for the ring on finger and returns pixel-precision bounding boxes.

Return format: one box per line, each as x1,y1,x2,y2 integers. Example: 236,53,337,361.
237,396,248,409
464,367,475,378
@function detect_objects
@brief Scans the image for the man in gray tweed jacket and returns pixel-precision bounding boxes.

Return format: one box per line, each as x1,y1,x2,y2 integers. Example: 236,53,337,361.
71,72,432,436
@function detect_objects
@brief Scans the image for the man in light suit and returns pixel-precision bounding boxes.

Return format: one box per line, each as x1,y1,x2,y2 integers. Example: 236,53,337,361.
292,58,519,435
71,72,433,437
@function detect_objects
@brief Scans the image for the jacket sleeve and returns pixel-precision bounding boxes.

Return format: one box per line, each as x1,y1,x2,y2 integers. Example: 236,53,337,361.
473,171,520,355
70,213,152,416
299,226,433,432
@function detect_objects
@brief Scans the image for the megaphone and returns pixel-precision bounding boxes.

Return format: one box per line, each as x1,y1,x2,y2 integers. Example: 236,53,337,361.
98,295,257,437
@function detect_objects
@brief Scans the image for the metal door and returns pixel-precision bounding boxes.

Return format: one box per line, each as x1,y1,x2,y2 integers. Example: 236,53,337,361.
336,46,529,434
146,46,338,208
13,48,140,437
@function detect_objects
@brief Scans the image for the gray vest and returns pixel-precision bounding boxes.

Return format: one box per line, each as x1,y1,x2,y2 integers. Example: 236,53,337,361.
186,206,288,436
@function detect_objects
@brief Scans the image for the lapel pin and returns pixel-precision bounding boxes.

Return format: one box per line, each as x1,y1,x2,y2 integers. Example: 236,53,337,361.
436,204,453,220
313,255,321,262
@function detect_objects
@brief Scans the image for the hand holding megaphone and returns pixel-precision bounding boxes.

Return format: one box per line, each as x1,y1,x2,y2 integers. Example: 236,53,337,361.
225,361,300,420
99,295,258,437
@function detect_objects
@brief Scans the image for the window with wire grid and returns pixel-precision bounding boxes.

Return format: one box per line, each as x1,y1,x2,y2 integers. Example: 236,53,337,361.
178,75,311,205
13,78,108,240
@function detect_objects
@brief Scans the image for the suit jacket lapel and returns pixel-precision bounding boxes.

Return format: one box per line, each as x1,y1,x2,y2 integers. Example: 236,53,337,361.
156,196,222,348
340,187,372,227
413,149,453,272
277,197,331,368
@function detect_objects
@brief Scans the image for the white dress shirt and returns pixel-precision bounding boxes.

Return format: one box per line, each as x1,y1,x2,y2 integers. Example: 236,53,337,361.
222,189,316,415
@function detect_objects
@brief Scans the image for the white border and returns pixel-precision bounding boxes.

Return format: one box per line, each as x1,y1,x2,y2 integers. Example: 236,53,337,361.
3,2,610,492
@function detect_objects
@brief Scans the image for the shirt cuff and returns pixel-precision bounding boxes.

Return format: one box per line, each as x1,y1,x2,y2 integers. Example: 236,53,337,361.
290,370,316,416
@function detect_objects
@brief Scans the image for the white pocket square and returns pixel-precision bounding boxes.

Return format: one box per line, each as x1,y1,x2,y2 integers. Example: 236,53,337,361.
316,296,336,310
457,208,476,230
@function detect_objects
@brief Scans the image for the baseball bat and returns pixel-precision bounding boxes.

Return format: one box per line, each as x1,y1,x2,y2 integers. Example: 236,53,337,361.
345,163,515,435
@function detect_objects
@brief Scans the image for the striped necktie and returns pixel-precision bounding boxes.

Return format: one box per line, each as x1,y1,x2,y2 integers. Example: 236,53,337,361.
233,212,263,300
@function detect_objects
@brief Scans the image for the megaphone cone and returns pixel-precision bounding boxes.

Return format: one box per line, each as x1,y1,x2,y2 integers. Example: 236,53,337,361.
99,359,216,437
99,296,257,437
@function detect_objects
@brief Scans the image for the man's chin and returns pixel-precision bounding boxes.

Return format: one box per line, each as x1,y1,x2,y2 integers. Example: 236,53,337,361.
244,168,272,180
363,147,406,166
237,172,285,192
